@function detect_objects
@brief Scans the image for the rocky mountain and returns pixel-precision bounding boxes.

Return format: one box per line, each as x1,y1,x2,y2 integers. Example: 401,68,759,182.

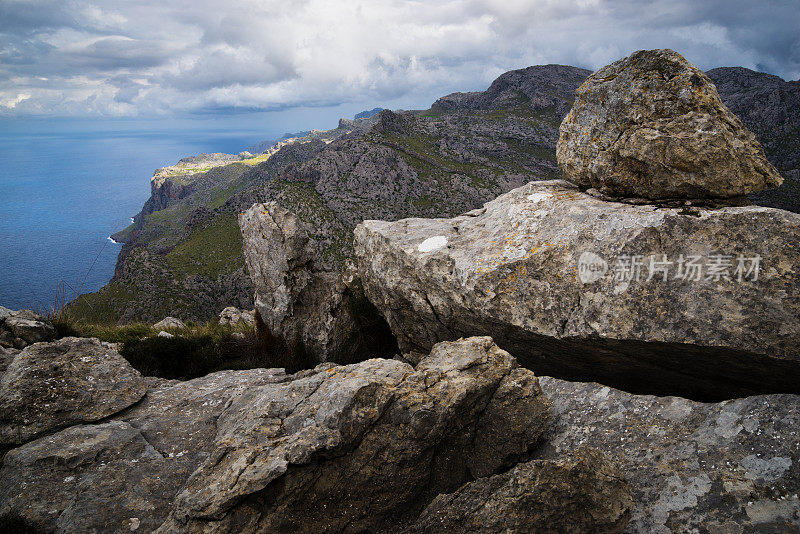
707,67,800,211
69,61,800,324
354,106,384,119
69,67,587,323
4,49,800,533
432,64,589,112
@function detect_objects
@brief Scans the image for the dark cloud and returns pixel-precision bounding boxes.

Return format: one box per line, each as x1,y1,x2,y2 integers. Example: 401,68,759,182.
60,37,172,69
0,0,797,117
0,0,78,34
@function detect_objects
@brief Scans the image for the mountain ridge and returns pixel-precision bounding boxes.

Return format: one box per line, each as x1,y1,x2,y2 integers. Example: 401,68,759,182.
68,63,800,323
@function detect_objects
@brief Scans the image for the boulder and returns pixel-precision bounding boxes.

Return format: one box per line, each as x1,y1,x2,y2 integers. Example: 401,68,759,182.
0,337,551,533
240,201,397,365
557,49,782,200
0,329,13,349
0,367,287,533
404,446,632,534
157,330,174,338
218,306,255,326
0,346,19,376
534,376,800,533
354,180,800,400
0,308,55,349
0,337,147,446
153,316,185,330
159,336,550,532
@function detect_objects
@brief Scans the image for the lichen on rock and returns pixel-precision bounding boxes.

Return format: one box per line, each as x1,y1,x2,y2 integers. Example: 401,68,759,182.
557,49,783,200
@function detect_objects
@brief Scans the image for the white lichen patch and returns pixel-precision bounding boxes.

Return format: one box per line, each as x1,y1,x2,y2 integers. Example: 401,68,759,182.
527,192,553,203
593,209,666,241
418,235,448,253
714,410,744,439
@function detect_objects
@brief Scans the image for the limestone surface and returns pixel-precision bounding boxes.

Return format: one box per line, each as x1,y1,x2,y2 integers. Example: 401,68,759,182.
0,337,146,446
355,180,800,399
240,201,396,364
404,446,632,534
0,337,551,533
557,49,783,200
535,376,800,533
0,308,55,349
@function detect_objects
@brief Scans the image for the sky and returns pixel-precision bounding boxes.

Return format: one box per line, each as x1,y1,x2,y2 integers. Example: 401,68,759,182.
1,0,798,131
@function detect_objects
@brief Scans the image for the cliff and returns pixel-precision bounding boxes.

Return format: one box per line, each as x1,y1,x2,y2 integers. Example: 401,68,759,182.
70,64,800,324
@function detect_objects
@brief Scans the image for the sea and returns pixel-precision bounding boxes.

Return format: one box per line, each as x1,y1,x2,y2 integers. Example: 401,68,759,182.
0,125,273,312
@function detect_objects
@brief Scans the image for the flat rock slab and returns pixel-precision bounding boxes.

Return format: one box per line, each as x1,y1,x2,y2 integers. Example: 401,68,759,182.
557,49,782,200
535,376,800,533
0,337,147,446
355,180,800,400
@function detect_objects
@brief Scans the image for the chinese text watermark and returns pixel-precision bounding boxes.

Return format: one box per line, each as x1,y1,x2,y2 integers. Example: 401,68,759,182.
578,252,761,284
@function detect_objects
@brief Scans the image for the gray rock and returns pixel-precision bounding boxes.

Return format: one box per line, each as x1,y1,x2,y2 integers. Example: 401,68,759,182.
0,337,147,446
153,316,185,330
534,376,800,533
354,179,800,400
0,305,11,323
240,201,396,365
0,367,291,532
0,346,19,376
159,336,550,533
157,330,174,338
0,329,15,349
404,446,632,534
1,309,55,347
0,337,551,532
0,421,182,532
557,49,783,200
218,306,255,326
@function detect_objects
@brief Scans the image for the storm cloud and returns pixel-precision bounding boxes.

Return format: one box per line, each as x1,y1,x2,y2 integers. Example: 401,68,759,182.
0,0,797,117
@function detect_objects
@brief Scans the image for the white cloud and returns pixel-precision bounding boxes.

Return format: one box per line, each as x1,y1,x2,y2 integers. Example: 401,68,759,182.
0,92,30,109
0,0,797,117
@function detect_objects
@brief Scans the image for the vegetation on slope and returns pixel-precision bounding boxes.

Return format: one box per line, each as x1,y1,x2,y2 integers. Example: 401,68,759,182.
68,100,571,324
68,64,796,325
50,314,296,379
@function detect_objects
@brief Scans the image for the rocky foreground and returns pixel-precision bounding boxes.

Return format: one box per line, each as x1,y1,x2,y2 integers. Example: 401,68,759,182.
0,337,583,532
1,335,799,532
3,49,800,532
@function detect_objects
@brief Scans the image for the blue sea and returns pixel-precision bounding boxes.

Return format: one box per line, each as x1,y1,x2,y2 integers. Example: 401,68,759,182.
0,125,274,312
